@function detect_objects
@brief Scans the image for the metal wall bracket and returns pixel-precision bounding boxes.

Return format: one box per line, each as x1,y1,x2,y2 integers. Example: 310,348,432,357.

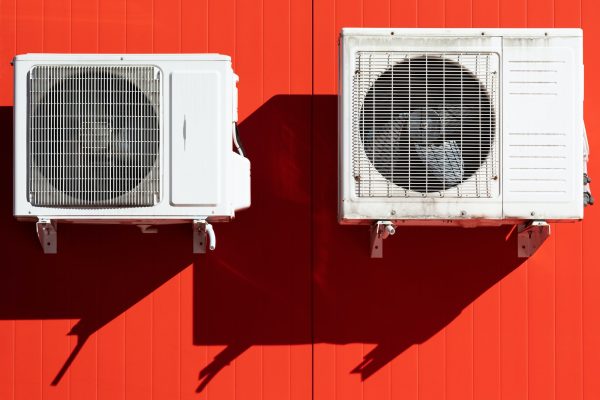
137,224,158,234
370,221,396,258
193,220,216,254
36,218,57,254
517,220,550,258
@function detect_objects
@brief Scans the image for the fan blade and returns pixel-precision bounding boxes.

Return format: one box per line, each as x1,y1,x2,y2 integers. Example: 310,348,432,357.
414,140,464,187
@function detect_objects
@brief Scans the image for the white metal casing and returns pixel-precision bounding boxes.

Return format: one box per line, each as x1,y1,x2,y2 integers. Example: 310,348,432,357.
14,54,250,223
339,28,585,225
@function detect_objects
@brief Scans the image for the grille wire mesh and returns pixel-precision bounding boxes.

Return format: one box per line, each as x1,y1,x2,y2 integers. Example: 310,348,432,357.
27,65,161,207
352,52,499,198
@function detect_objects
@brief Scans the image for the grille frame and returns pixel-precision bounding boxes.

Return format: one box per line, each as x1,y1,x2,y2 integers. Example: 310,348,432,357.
26,64,162,208
351,51,501,199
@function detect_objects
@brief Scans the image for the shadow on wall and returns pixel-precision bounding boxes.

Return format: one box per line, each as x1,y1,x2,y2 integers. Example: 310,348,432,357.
0,96,524,393
0,106,194,384
193,95,524,391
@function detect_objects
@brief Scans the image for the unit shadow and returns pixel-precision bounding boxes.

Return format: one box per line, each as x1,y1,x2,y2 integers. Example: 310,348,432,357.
0,97,523,392
192,95,523,391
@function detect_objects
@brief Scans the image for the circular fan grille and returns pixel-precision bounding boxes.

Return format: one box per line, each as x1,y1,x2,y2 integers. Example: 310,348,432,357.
31,70,159,203
359,55,495,193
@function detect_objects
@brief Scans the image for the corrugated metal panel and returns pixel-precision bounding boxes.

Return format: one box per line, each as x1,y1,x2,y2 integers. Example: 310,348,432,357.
0,0,599,400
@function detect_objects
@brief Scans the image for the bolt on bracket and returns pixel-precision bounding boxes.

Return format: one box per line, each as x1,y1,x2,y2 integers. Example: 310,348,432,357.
193,219,216,254
370,220,396,258
36,218,57,254
138,224,158,234
517,220,550,258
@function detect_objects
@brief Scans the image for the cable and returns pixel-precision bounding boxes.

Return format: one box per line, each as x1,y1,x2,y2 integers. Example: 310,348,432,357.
233,122,246,157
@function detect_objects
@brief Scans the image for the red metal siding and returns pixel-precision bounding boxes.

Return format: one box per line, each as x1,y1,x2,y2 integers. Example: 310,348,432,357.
0,0,598,399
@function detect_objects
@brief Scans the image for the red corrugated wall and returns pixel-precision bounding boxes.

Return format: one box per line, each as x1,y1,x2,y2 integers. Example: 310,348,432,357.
0,0,598,399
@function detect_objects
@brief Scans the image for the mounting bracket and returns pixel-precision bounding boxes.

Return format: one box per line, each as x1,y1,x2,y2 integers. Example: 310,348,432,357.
370,220,396,258
517,220,550,258
193,219,216,254
36,218,57,254
137,224,158,234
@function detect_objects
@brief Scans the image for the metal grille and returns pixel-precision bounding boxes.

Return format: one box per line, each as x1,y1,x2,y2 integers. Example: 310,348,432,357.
352,52,499,198
27,65,161,207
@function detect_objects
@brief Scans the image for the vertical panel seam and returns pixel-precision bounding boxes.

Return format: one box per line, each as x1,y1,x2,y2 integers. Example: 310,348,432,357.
499,278,502,400
69,7,73,399
12,320,15,400
524,11,529,400
40,322,43,400
151,1,155,397
553,235,557,400
552,0,558,385
124,3,128,399
96,0,99,53
579,0,584,385
41,8,45,398
310,0,315,398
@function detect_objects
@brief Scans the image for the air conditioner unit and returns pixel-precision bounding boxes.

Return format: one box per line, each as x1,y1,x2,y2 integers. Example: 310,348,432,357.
339,28,592,258
13,54,250,254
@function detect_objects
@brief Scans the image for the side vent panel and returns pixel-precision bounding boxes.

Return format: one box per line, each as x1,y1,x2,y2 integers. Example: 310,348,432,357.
502,42,582,218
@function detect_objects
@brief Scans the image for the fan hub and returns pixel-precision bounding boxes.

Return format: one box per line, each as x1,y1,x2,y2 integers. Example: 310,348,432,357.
406,108,443,144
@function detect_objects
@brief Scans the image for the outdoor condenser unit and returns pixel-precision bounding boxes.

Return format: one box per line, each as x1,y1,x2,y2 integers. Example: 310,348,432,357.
13,54,250,254
339,28,592,258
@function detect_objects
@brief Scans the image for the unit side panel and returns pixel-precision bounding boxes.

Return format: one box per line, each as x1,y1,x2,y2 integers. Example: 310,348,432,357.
502,38,584,219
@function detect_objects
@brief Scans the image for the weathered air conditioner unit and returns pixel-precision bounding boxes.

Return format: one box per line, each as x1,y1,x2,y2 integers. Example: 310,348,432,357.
338,28,592,257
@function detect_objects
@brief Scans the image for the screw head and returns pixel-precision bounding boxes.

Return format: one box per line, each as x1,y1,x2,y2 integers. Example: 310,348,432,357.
531,211,535,216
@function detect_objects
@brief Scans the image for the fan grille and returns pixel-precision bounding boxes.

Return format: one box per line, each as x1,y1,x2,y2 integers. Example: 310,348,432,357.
27,65,161,207
352,52,499,198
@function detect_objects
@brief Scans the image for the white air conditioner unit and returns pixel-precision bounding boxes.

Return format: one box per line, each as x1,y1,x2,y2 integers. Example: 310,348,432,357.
13,54,250,254
339,28,592,258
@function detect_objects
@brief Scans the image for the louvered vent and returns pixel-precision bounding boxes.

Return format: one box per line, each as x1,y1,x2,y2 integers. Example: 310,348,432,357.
27,65,161,207
353,52,499,198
